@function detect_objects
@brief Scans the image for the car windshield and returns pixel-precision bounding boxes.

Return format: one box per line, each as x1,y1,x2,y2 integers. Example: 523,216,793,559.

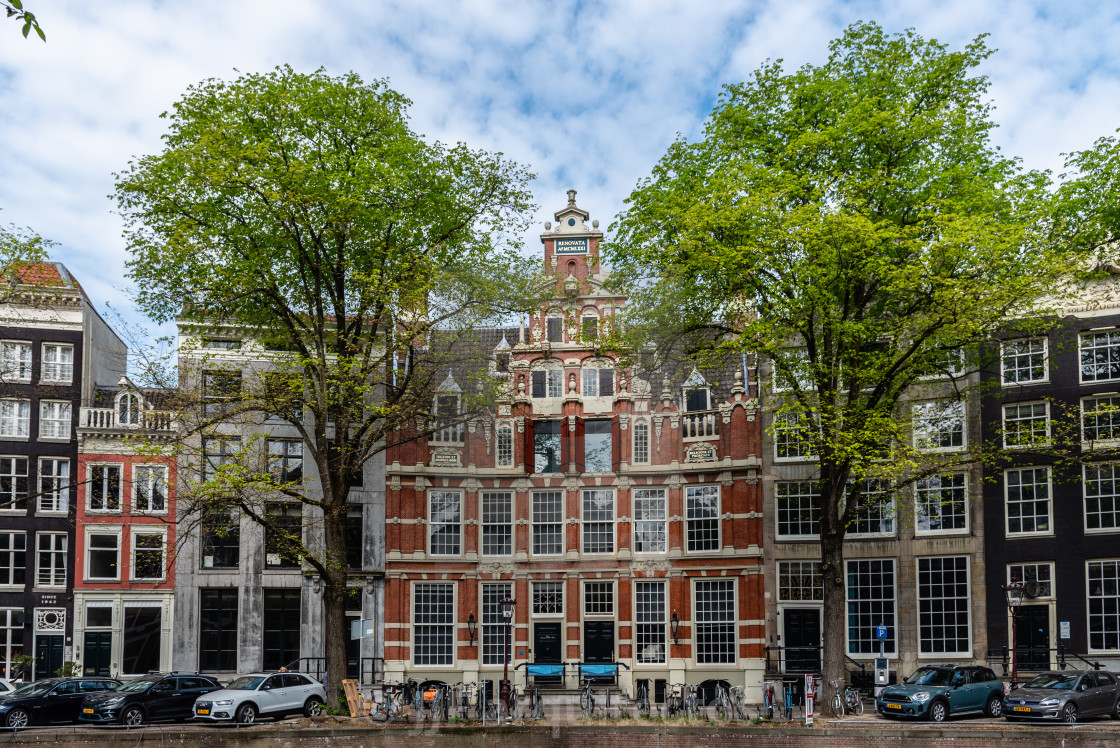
904,668,952,686
117,680,155,693
1023,673,1077,690
10,681,54,698
226,676,265,691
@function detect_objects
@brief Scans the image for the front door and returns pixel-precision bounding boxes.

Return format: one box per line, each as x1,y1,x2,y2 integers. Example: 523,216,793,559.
584,621,614,663
34,634,63,679
83,631,113,676
783,608,822,673
534,623,561,663
1018,605,1050,671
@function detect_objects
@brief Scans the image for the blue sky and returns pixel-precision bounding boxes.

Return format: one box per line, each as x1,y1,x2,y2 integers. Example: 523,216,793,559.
1,0,1119,349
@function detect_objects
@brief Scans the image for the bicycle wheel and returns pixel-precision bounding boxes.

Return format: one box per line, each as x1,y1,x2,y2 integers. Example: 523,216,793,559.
830,692,844,718
580,688,591,715
850,692,864,716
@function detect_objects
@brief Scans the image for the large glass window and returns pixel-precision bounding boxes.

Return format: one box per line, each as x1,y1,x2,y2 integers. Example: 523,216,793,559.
915,473,968,533
846,559,896,655
0,532,25,586
262,589,301,671
89,465,121,511
344,509,363,569
200,509,239,569
481,491,512,556
1082,395,1120,443
41,343,73,383
496,425,513,467
1003,402,1049,448
582,489,614,554
531,370,563,399
0,342,31,382
1087,561,1120,651
635,581,666,664
533,420,562,473
917,556,970,655
776,481,819,539
1001,338,1047,384
773,412,816,460
428,491,461,556
0,457,28,511
199,588,238,672
1081,331,1120,383
121,606,162,675
584,420,612,472
583,582,614,616
686,485,719,552
482,582,513,666
133,465,167,513
86,532,120,581
132,532,165,580
38,458,68,513
1006,466,1051,535
913,399,965,451
633,420,650,464
531,491,563,555
695,580,735,664
413,583,454,666
848,479,894,536
268,439,303,483
202,371,241,416
264,503,302,568
1085,463,1120,531
36,532,66,587
778,561,823,602
38,401,71,439
582,369,614,398
633,488,667,553
202,437,240,481
0,400,30,438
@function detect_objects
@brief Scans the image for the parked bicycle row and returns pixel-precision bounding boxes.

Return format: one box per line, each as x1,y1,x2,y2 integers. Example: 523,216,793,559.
370,679,546,723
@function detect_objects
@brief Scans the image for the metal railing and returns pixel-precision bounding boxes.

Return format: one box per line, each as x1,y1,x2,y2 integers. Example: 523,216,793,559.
361,657,384,684
80,406,174,431
986,644,1103,675
763,645,867,677
682,410,719,441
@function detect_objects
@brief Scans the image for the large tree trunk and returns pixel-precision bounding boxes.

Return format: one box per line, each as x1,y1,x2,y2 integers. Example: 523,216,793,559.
819,473,847,697
320,502,350,711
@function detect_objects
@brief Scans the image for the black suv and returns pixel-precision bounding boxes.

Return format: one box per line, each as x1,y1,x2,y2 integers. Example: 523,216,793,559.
80,673,223,725
0,678,121,727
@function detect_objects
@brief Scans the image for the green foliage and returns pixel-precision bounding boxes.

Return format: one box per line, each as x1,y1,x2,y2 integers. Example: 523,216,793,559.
606,21,1077,685
55,661,81,677
0,218,52,280
3,1,45,41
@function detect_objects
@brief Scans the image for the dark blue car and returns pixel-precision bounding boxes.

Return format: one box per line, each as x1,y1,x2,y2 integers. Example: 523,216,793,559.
0,678,120,727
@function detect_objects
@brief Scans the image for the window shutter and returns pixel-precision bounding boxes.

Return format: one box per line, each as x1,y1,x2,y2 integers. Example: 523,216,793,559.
531,371,546,398
524,420,535,474
599,369,614,397
573,417,585,474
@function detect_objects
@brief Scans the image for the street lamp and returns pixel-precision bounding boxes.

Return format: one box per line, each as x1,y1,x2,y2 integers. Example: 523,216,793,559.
1004,581,1026,690
670,611,680,645
499,597,516,724
467,612,476,647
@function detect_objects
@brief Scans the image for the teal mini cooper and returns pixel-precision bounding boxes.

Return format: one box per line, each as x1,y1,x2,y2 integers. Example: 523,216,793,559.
876,665,1005,722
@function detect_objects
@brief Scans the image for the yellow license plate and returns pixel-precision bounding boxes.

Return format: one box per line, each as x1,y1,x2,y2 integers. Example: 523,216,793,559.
83,708,94,714
886,703,902,710
1013,706,1031,713
197,709,210,715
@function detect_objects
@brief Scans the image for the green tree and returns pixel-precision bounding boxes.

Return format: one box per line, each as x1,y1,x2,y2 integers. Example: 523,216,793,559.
606,23,1073,689
115,66,538,705
3,0,44,40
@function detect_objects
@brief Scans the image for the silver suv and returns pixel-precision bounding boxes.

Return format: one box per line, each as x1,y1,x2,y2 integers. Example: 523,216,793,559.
193,672,325,723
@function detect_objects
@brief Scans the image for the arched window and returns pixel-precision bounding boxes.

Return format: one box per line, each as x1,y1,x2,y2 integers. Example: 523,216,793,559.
117,392,141,426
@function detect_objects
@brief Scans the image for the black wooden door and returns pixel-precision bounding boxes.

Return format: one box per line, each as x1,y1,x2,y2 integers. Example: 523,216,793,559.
35,635,63,679
83,631,113,676
1019,605,1050,670
534,623,562,663
783,608,822,673
583,621,614,663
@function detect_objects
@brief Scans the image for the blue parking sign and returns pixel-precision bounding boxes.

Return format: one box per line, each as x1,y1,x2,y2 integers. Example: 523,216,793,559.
876,625,888,639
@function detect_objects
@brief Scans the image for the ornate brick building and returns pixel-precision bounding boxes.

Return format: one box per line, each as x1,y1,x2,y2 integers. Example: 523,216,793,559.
383,192,766,700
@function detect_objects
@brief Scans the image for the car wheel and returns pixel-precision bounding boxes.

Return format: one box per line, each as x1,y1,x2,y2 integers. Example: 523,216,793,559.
1061,703,1077,724
5,709,30,728
985,694,1004,718
236,703,257,724
304,697,324,718
122,707,145,727
928,700,948,723
1111,699,1119,720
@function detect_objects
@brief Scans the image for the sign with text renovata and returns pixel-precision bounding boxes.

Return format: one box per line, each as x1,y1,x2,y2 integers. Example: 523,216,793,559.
555,238,589,254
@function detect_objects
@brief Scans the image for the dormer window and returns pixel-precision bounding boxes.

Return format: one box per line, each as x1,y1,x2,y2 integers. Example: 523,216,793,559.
117,393,141,426
682,368,711,411
436,394,459,419
493,333,511,373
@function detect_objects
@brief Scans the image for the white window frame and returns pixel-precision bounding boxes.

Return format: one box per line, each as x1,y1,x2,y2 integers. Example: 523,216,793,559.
37,400,71,441
1005,466,1053,537
1003,401,1050,449
581,489,615,554
1081,330,1120,384
496,424,513,467
133,464,168,514
0,456,28,513
845,557,898,657
632,487,667,554
1087,560,1120,653
412,582,455,667
531,581,564,618
35,532,67,588
130,528,167,582
0,531,26,588
481,582,513,666
632,418,650,464
1082,395,1120,446
776,481,819,540
916,555,972,657
685,484,720,553
914,472,969,535
84,527,122,582
0,341,32,383
582,580,615,617
40,343,74,384
87,463,123,513
37,457,69,514
117,392,142,426
427,490,462,557
531,491,564,557
772,411,817,461
1001,337,1048,385
634,580,667,666
0,399,30,439
693,578,736,665
771,348,812,393
846,479,895,538
480,491,513,557
1084,462,1120,534
777,560,823,602
913,399,966,452
1008,562,1054,599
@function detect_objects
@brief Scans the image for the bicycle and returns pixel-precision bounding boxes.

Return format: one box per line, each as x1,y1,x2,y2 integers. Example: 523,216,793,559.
475,681,497,722
456,681,474,721
503,684,519,721
757,681,776,720
729,685,747,720
827,679,862,718
371,683,408,722
529,685,545,720
579,679,599,718
636,681,651,718
666,683,684,718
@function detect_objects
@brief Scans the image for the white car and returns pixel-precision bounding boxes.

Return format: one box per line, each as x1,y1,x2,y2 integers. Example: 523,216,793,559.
193,672,325,723
0,679,15,697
